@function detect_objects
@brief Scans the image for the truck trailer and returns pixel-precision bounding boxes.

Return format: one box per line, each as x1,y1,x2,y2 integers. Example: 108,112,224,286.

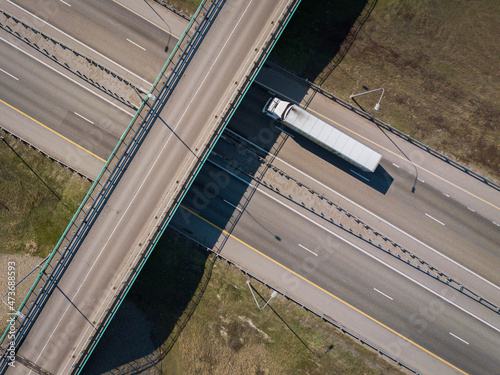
263,97,382,173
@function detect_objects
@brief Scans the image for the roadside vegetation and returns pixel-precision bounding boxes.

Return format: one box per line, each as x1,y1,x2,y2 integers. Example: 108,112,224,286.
157,0,202,17
0,130,91,333
3,0,495,372
0,130,403,373
164,0,499,180
270,0,499,181
0,131,91,257
95,232,405,374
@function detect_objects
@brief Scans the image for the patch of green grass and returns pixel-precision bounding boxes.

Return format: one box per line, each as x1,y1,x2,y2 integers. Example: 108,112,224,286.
271,0,500,181
128,231,404,375
0,131,91,257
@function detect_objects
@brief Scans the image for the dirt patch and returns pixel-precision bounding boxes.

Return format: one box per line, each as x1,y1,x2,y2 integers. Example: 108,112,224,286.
0,253,44,334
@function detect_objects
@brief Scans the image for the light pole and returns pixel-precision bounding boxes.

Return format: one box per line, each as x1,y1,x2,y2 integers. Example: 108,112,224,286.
247,281,278,310
350,88,384,110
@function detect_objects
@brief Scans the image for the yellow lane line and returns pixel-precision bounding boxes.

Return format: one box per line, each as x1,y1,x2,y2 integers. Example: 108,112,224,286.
0,98,106,162
179,204,469,375
306,107,499,211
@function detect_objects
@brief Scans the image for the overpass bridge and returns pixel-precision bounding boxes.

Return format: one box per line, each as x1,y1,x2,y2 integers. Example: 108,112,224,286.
0,0,301,373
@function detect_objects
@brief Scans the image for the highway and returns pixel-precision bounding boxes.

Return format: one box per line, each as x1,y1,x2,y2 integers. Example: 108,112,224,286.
3,0,298,373
1,0,178,84
0,0,182,175
225,83,500,303
0,33,132,160
170,161,500,375
0,1,498,374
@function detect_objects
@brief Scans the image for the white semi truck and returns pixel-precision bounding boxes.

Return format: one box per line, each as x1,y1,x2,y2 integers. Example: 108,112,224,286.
263,97,382,173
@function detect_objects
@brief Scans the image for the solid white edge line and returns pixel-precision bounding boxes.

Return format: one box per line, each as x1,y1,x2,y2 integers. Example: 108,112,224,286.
126,38,146,51
208,159,500,334
425,213,446,226
257,80,500,212
257,185,500,333
0,68,19,80
0,37,134,117
225,128,500,291
74,112,94,124
5,0,152,87
374,288,393,301
298,243,318,256
58,2,259,369
449,332,469,345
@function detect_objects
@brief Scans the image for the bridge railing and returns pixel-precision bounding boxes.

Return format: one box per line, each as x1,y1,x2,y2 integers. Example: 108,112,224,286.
72,0,302,372
267,61,500,192
0,0,225,370
0,0,303,371
67,0,230,372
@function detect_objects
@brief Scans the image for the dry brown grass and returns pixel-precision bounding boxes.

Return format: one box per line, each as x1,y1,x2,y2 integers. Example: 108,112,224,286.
157,0,201,17
272,0,500,181
130,233,405,375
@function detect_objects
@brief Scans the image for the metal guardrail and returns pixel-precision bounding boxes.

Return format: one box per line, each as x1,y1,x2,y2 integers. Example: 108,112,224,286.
71,3,229,371
266,61,500,192
171,227,421,375
0,9,137,109
153,0,191,21
0,0,302,372
74,0,303,372
224,256,421,374
212,128,500,314
0,127,93,182
260,162,500,314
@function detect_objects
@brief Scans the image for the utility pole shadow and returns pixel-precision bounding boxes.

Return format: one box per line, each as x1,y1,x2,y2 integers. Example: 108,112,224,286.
1,137,72,212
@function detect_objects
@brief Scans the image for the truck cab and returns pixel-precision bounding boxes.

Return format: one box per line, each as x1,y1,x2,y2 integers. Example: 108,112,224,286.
262,97,289,120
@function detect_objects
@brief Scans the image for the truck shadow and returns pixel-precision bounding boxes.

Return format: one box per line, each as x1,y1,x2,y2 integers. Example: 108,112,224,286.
292,133,393,194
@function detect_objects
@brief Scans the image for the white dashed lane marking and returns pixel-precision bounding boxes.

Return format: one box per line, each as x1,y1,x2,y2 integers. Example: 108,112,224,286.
298,244,318,256
127,38,146,51
425,213,446,226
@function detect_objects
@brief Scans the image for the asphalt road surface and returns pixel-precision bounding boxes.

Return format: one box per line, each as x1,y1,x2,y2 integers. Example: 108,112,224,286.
0,1,498,374
0,32,132,160
4,0,297,373
1,0,177,84
227,83,500,303
171,161,500,375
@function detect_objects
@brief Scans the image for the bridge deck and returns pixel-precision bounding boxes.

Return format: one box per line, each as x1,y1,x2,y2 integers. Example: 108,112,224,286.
3,0,300,373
